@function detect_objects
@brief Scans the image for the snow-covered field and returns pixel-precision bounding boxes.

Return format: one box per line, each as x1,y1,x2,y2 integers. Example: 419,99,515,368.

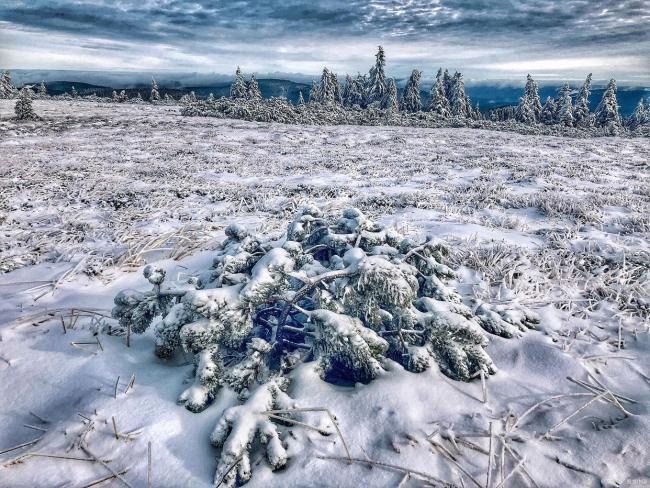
1,99,649,487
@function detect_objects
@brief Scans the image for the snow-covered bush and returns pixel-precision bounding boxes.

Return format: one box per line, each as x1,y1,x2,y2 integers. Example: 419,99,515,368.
112,205,539,485
14,87,38,120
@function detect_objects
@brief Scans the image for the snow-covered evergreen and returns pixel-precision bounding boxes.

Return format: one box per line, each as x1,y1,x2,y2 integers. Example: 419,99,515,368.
627,98,645,130
594,78,621,128
449,72,469,117
573,73,592,127
381,78,399,111
113,204,538,485
150,78,161,102
70,85,78,98
343,75,365,107
0,71,15,98
515,74,542,124
555,84,574,127
428,68,451,117
230,67,248,99
37,81,47,98
14,86,37,120
400,70,422,113
318,68,342,105
366,46,387,107
247,74,262,101
539,96,557,125
297,90,305,106
308,80,319,105
443,69,452,101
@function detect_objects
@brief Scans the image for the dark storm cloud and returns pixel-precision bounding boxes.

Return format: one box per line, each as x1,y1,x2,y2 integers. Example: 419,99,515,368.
1,0,648,78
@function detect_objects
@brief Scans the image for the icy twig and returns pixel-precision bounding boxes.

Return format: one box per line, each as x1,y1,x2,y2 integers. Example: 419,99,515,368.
0,436,43,455
114,376,120,399
541,392,608,439
80,469,129,488
264,407,351,462
124,373,136,394
509,393,594,432
317,455,459,488
486,422,493,488
80,444,133,488
23,424,48,433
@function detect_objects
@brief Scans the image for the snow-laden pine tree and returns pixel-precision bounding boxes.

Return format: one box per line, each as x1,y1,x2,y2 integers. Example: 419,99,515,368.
515,97,536,125
525,74,542,119
71,85,78,98
297,91,305,106
343,75,365,107
366,46,387,107
230,67,248,99
443,69,452,101
150,78,161,102
112,90,118,101
118,90,128,102
308,80,319,105
428,68,450,117
113,205,539,486
0,71,15,98
247,74,262,101
449,72,469,117
555,84,574,127
14,87,37,120
400,69,422,113
515,74,541,124
381,78,399,111
539,96,556,125
593,79,621,128
573,73,592,127
626,98,645,130
37,81,47,98
318,68,341,105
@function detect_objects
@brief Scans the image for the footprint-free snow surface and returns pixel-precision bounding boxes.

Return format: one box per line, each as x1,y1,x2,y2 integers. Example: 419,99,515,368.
1,100,649,487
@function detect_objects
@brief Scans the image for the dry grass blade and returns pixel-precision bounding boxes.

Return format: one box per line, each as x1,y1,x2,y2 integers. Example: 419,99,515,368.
318,455,459,488
0,436,43,456
80,444,133,488
264,407,351,462
80,469,129,488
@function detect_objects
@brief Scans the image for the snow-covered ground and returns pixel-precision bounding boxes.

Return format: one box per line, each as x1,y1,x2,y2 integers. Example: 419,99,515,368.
1,99,649,487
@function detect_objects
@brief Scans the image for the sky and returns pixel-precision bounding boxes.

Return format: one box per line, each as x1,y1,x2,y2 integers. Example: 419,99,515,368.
1,0,649,83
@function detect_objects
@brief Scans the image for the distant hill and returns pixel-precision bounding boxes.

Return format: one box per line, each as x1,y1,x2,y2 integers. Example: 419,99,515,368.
29,79,648,116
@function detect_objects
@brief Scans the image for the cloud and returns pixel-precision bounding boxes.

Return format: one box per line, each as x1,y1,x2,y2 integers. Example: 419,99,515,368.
0,0,648,81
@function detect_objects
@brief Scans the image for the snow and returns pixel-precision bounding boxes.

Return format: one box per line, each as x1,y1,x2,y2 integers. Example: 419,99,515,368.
1,99,650,488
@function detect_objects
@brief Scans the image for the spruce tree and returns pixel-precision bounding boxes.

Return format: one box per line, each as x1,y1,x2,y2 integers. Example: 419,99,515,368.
555,84,574,127
0,71,15,98
381,78,399,111
443,69,453,101
343,75,365,107
247,74,262,101
400,69,422,113
71,85,78,98
38,81,47,97
524,74,542,120
318,68,341,105
573,73,592,127
297,91,305,106
515,96,535,125
449,72,468,117
367,46,387,106
539,96,557,125
594,79,621,128
626,98,645,130
428,68,450,117
14,87,37,120
150,78,161,101
230,67,248,99
118,90,127,102
112,90,118,101
308,80,319,104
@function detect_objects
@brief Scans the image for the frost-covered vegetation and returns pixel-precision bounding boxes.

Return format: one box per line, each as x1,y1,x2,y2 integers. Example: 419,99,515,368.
177,48,649,137
1,100,650,488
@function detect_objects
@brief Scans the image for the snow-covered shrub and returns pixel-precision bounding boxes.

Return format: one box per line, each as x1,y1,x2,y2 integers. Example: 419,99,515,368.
112,205,539,484
14,87,38,120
